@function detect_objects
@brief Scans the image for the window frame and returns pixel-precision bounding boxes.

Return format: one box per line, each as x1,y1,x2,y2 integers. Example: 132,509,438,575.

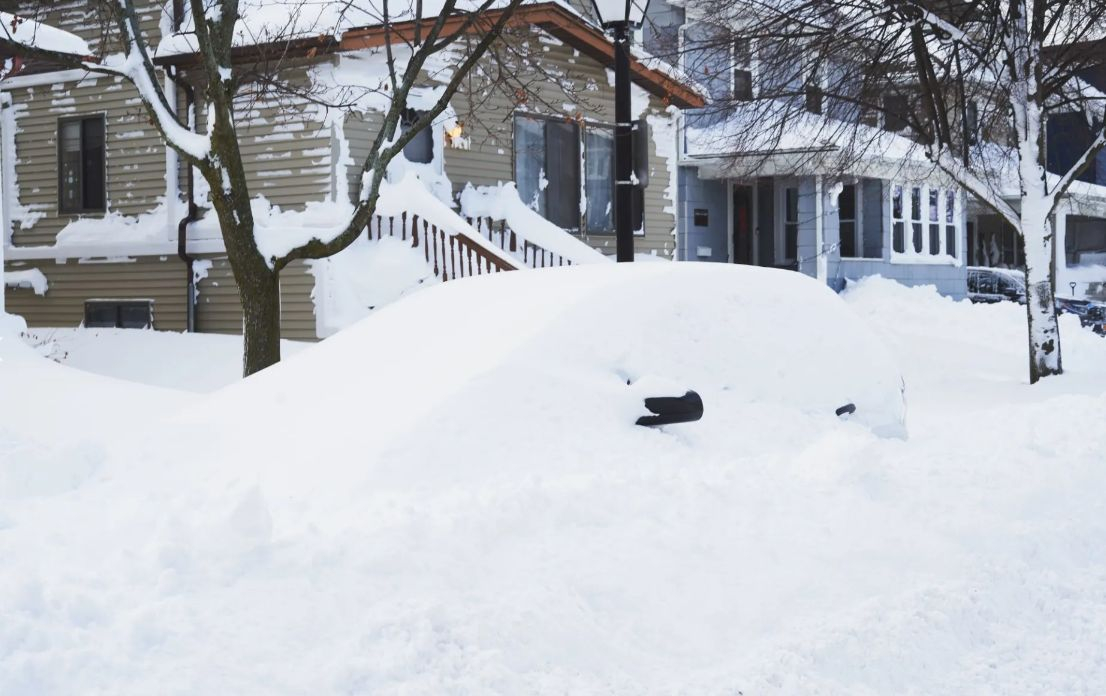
837,182,863,259
776,183,800,266
888,182,961,263
57,114,107,215
83,300,153,329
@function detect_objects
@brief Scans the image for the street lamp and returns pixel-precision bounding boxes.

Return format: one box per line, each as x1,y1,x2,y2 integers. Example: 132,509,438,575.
590,0,649,262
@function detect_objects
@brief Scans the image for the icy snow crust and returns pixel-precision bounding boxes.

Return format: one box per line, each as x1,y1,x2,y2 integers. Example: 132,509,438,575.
6,269,1106,692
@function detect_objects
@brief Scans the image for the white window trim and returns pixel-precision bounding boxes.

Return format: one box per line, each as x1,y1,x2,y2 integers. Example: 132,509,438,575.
889,182,962,266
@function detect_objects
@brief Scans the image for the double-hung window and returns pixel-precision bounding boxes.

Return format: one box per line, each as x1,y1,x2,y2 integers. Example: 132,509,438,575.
778,186,799,265
58,116,106,213
890,183,960,260
584,126,614,233
838,184,859,258
733,38,753,101
514,114,647,235
514,114,581,230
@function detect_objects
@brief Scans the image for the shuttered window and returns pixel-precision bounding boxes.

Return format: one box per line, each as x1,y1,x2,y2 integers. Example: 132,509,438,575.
58,116,106,213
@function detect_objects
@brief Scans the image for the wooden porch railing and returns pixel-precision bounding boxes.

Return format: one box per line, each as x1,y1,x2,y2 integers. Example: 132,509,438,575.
465,217,574,269
367,213,516,282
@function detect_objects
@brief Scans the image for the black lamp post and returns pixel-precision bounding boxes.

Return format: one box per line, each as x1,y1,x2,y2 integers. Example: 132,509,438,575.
590,0,649,263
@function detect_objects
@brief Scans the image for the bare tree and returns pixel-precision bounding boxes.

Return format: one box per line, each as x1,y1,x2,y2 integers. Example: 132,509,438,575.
671,0,1106,383
0,0,526,376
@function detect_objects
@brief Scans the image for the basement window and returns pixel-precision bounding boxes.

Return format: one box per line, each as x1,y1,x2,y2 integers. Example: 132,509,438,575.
84,301,152,329
58,115,106,213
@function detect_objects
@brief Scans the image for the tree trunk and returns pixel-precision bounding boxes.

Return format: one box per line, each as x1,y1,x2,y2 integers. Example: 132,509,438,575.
1023,215,1062,383
239,266,282,377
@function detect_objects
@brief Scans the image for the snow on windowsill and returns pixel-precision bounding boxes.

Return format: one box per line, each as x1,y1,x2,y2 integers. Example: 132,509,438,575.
4,268,48,295
889,251,961,267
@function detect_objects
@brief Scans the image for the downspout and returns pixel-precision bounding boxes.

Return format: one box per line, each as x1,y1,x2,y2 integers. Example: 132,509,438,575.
170,0,199,331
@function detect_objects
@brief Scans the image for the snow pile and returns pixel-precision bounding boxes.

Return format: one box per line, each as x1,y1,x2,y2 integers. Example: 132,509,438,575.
251,172,517,269
52,203,175,248
9,268,1106,692
20,328,310,393
459,182,610,264
0,11,91,56
3,268,47,295
308,235,439,336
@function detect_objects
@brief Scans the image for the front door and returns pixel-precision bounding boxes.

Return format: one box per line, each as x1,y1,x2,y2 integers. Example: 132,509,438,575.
733,184,754,264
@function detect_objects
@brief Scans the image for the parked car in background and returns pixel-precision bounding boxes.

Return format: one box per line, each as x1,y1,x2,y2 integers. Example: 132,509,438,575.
967,267,1026,304
1056,296,1106,336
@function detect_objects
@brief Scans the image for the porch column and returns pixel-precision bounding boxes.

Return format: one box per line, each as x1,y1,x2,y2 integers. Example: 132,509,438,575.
814,175,827,283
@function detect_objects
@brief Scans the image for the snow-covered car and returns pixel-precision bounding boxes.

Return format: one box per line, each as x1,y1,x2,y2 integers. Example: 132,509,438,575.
195,263,909,465
1056,296,1106,336
967,267,1026,304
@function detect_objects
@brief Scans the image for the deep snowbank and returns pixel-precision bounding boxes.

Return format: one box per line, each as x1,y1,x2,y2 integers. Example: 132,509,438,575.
5,272,1106,694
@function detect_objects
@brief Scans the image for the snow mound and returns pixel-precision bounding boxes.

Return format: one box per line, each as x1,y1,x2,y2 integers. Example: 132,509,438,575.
20,328,311,393
186,263,906,499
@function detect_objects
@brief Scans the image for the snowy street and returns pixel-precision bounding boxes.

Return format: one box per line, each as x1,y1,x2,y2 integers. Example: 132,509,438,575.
3,266,1106,693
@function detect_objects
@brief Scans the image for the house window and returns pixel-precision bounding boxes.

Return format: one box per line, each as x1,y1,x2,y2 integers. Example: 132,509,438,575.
928,189,941,255
733,38,753,100
84,300,152,329
779,186,799,265
945,190,958,257
883,94,909,132
514,114,581,230
964,101,979,146
585,126,614,233
910,187,924,253
58,116,106,213
892,185,905,253
838,183,859,258
515,114,646,235
890,183,959,260
400,108,433,164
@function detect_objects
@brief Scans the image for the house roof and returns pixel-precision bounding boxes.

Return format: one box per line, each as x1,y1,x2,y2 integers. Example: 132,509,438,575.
152,2,706,109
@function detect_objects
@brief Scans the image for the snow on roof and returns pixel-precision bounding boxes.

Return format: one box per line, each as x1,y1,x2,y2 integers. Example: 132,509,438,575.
155,0,584,58
0,10,92,57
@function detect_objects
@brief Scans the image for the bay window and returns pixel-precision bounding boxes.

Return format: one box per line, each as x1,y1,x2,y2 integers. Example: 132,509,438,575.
889,183,960,261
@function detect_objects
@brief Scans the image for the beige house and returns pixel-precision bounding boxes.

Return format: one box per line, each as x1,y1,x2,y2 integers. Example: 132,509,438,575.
1,1,704,339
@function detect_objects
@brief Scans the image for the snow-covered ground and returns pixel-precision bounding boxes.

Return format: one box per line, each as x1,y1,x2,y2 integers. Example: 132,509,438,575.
3,266,1106,694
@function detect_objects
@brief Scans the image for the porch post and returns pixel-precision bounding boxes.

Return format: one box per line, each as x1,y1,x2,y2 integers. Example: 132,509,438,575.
814,175,826,283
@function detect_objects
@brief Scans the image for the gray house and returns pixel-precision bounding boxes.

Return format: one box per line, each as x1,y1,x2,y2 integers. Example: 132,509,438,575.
643,0,971,298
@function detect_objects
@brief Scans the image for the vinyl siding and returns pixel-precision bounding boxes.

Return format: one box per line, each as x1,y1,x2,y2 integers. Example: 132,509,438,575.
6,255,319,339
6,73,169,246
1,1,164,55
443,29,680,258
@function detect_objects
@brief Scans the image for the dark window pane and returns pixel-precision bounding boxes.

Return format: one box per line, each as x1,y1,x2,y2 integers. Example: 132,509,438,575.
632,119,649,187
513,116,545,215
893,222,905,252
946,224,956,257
734,69,753,100
840,221,856,257
400,109,433,164
806,85,823,114
930,224,940,255
786,187,798,222
838,184,856,220
965,101,978,145
81,118,105,210
544,120,580,229
884,94,908,132
60,121,82,212
785,224,798,260
119,303,152,329
892,185,903,219
84,303,117,328
585,127,613,233
911,187,921,220
913,222,924,253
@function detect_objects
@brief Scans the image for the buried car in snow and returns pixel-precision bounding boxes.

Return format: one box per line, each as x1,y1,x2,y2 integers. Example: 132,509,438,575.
196,263,909,463
967,267,1026,304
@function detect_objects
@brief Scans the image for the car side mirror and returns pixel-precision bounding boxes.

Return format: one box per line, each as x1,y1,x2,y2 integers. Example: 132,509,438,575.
636,390,704,427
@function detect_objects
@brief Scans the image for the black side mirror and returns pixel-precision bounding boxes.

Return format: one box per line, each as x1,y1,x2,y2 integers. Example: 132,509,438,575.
636,391,704,427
